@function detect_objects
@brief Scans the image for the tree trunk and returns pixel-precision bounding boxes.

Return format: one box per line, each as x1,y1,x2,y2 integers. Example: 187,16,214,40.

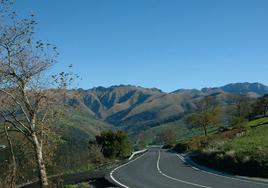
32,133,49,187
203,125,207,137
4,124,16,188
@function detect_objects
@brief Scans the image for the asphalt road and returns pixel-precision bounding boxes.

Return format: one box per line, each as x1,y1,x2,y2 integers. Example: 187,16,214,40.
110,149,268,188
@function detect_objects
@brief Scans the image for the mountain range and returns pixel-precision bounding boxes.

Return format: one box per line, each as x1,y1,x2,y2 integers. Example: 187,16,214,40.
2,82,267,172
66,82,268,133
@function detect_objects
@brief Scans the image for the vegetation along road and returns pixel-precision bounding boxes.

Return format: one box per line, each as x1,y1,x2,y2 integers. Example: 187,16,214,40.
109,149,268,188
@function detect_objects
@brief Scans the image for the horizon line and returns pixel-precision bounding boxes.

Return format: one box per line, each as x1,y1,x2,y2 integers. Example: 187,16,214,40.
75,81,267,93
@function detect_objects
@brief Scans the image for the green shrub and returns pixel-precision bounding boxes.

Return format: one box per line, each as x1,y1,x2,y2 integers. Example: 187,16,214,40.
162,144,173,149
173,143,189,153
90,130,132,159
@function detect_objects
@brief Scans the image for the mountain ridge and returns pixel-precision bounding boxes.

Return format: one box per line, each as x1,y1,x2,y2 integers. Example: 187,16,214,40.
81,82,268,95
69,82,268,132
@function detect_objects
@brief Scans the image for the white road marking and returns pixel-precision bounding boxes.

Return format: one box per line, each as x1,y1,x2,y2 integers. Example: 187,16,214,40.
176,153,186,163
110,152,148,188
176,154,268,187
157,151,212,188
192,166,200,171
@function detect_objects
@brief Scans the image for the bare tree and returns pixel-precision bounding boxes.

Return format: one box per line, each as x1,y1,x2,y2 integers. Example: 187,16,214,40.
0,2,62,187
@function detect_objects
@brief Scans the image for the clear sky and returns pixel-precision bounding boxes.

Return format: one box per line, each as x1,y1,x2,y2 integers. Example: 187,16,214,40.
14,0,268,92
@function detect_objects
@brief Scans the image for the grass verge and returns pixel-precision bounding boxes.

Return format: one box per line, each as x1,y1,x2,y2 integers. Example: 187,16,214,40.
175,117,268,178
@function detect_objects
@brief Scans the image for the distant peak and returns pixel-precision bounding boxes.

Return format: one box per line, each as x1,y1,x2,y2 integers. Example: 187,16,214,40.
220,82,268,96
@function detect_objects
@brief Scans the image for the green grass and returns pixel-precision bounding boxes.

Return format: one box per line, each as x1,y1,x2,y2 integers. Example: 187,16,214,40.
191,117,268,166
173,117,268,159
246,117,268,128
186,118,268,177
223,119,268,157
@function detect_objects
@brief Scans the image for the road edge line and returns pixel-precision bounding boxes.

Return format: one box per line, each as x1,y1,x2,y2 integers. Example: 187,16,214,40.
157,151,212,188
176,154,268,186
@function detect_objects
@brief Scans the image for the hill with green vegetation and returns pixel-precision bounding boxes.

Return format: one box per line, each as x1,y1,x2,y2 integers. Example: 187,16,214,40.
2,82,267,184
222,118,268,161
130,119,218,148
176,117,268,178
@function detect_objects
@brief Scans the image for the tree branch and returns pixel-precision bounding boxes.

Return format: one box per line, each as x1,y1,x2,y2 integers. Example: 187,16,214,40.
0,89,31,123
0,113,32,143
8,110,32,134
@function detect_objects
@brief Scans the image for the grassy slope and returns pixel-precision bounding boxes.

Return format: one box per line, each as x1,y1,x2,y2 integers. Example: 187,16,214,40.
223,117,268,157
179,117,268,154
131,119,218,147
186,117,268,177
58,109,112,139
246,117,268,128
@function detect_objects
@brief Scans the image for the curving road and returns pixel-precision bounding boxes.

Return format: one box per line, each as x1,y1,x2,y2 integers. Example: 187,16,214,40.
109,149,268,188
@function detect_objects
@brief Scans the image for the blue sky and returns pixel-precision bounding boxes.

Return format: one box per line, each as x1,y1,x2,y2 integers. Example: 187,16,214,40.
14,0,268,92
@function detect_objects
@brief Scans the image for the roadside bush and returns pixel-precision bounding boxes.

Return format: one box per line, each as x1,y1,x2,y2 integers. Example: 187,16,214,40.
173,143,189,153
192,151,268,178
90,130,132,159
89,144,105,164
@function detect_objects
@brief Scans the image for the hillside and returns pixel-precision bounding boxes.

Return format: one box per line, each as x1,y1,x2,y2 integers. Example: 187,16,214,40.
77,85,201,131
57,107,111,140
0,93,112,181
71,82,268,132
16,82,263,138
187,117,268,178
6,82,253,160
1,83,267,184
130,119,218,148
